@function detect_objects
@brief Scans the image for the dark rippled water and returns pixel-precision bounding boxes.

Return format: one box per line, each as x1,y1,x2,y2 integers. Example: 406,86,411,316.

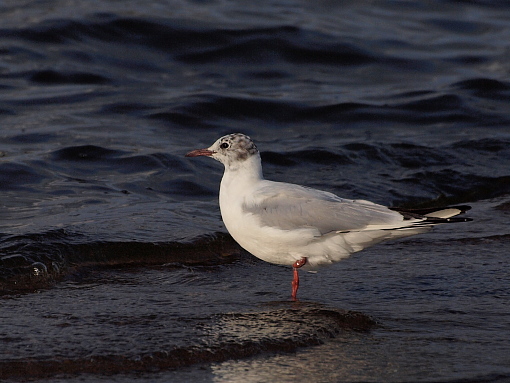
1,1,510,381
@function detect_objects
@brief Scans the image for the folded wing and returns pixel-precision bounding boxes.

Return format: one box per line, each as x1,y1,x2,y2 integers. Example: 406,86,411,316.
242,181,421,235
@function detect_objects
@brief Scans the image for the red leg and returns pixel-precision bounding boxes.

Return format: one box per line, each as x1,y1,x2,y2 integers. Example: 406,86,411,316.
291,267,299,301
291,257,307,301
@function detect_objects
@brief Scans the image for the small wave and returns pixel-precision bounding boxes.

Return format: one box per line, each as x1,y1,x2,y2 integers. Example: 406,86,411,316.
261,151,298,167
51,145,127,161
452,78,510,100
288,149,353,165
49,145,189,176
395,170,510,207
162,91,510,128
148,111,218,129
30,70,110,85
0,303,375,380
0,231,240,295
174,95,304,123
164,179,217,197
0,162,49,191
430,374,510,383
4,15,418,75
177,37,376,66
451,138,510,154
153,94,452,127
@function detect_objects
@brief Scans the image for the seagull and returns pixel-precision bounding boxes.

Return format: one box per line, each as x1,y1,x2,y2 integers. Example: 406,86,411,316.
186,133,471,300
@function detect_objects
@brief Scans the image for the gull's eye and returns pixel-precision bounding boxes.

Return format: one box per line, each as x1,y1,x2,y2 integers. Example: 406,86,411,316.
220,142,229,149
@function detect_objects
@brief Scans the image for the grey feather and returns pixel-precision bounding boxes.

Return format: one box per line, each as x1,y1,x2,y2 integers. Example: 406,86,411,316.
242,181,406,234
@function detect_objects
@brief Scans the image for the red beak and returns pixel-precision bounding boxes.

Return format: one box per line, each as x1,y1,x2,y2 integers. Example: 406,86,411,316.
185,149,215,157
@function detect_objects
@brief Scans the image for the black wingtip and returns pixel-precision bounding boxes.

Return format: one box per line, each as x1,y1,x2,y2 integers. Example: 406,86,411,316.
445,217,473,223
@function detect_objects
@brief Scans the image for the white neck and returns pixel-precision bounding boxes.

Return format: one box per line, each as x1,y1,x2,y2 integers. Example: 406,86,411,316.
219,153,263,205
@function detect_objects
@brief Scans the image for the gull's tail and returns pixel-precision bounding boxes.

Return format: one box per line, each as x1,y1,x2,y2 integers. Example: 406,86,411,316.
390,205,472,224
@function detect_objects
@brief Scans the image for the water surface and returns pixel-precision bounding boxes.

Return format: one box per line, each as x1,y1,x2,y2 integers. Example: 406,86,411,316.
1,1,510,381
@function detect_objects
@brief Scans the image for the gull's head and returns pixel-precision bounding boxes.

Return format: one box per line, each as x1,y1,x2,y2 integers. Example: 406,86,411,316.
185,133,259,170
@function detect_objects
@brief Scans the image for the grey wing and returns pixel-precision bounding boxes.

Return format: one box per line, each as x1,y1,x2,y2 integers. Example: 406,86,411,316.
243,181,408,234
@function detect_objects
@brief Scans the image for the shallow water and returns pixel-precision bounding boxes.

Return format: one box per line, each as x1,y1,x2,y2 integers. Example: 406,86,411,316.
1,0,510,381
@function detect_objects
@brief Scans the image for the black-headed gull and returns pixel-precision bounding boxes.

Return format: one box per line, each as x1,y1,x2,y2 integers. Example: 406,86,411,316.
186,133,471,300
